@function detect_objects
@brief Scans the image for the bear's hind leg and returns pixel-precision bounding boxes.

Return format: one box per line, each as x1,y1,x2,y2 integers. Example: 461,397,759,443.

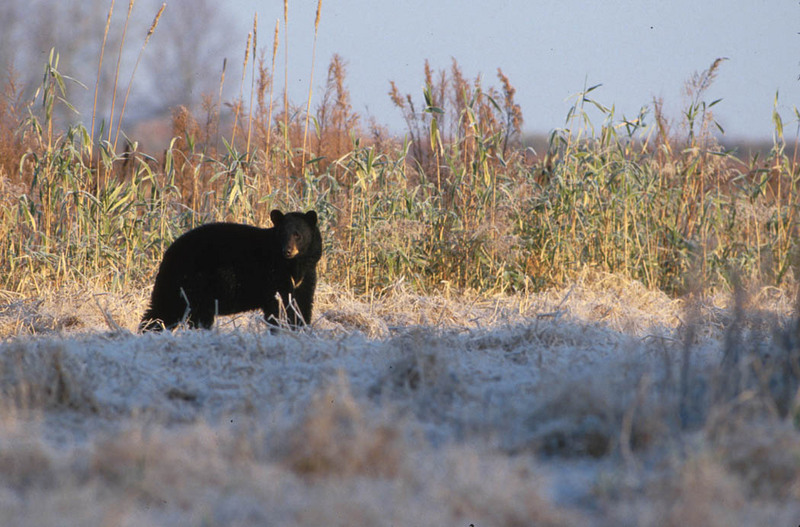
139,301,186,331
191,308,215,329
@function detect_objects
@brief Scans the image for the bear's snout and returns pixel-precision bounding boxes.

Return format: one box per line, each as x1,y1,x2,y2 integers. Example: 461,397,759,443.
284,245,299,258
284,232,303,258
284,239,300,258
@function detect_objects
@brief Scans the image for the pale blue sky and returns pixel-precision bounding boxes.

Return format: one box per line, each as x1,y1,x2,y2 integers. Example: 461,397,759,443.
227,0,797,141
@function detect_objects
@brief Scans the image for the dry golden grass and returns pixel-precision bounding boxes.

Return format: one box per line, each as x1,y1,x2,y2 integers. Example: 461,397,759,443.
284,372,404,479
1,42,797,298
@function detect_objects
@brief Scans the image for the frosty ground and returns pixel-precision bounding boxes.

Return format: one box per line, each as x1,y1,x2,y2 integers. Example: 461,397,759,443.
0,273,798,526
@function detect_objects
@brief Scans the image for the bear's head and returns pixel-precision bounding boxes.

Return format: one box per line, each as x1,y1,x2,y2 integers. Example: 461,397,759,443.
270,209,320,260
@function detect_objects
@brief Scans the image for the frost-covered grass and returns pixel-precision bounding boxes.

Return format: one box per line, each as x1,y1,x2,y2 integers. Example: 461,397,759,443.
1,273,798,526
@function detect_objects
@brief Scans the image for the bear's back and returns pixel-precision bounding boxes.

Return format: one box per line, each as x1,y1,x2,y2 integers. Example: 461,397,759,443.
160,222,275,269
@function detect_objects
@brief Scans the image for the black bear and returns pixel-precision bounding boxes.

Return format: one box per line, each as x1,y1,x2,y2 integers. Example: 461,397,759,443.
139,210,321,331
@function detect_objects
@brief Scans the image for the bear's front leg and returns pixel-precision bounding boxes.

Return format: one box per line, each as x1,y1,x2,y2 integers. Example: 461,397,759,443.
261,294,282,327
290,270,316,327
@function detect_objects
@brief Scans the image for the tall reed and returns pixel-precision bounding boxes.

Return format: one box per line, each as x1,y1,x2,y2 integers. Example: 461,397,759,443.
113,2,165,151
301,0,323,169
245,14,258,160
265,19,280,176
90,0,115,157
0,31,797,299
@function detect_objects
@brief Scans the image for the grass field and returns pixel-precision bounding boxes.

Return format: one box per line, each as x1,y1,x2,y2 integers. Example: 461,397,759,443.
1,275,799,525
0,4,799,525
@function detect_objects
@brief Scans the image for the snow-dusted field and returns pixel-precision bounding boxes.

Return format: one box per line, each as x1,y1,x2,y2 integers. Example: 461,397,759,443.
1,273,799,526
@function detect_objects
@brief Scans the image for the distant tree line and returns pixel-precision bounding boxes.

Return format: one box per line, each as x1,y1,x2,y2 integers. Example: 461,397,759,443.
0,0,235,133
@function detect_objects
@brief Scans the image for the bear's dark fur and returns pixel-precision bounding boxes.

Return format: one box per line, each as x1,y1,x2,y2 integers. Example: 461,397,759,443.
139,210,321,331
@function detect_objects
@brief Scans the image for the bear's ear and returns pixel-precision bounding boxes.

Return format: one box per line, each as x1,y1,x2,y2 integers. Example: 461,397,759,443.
270,209,284,226
304,210,318,227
